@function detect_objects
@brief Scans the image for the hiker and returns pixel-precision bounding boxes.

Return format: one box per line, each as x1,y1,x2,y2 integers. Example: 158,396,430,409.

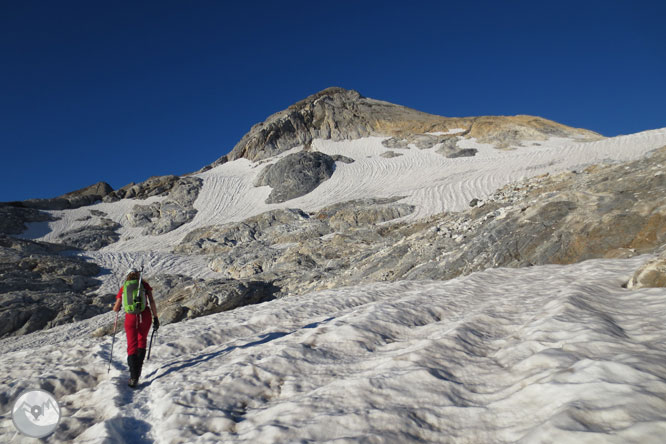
112,268,159,388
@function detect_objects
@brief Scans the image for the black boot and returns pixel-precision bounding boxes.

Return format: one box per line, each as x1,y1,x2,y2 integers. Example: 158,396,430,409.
137,348,146,379
127,354,139,388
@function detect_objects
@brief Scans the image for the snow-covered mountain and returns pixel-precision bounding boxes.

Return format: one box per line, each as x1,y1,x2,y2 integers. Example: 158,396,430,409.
1,88,666,443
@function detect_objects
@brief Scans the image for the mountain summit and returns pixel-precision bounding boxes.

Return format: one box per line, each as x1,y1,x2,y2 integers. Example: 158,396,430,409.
208,87,601,168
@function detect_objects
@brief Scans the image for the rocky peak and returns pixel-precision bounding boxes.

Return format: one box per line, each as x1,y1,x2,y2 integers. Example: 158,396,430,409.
205,87,602,170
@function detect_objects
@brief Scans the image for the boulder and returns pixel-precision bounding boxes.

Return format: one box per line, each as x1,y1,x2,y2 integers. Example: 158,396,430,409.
255,151,336,204
57,218,121,250
152,276,279,325
626,251,666,289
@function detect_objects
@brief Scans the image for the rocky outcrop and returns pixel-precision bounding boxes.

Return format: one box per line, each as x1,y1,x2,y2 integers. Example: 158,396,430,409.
204,87,601,169
0,236,105,338
0,205,55,236
104,175,181,202
468,115,601,148
316,197,414,231
254,152,337,203
6,182,114,211
154,277,279,325
57,218,121,250
382,133,478,158
126,177,203,235
175,199,415,293
176,208,319,255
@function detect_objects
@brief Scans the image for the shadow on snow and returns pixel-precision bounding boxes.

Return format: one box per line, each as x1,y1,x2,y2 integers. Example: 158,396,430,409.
144,317,335,384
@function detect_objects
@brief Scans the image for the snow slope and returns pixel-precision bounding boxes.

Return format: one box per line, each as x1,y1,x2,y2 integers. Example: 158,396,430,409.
1,257,665,443
28,130,666,248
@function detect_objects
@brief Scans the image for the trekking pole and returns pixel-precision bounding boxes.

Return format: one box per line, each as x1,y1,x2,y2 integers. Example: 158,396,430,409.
108,311,120,373
147,328,157,360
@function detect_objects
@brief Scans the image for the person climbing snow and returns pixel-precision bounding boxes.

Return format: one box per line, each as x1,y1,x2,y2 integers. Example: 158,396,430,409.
112,268,159,388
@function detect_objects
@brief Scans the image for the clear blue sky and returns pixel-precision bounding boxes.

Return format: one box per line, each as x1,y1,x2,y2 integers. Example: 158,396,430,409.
2,0,665,202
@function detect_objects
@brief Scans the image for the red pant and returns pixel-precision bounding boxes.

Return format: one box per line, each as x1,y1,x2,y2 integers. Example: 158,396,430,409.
125,310,152,355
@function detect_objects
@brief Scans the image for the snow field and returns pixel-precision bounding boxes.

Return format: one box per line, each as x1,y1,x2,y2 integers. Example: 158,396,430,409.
27,128,666,253
2,256,666,442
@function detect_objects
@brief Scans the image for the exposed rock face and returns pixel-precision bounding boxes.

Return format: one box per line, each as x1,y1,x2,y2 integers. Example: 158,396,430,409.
0,236,105,338
104,175,181,202
57,218,121,250
155,276,279,325
6,182,114,211
176,199,415,293
204,87,601,169
126,177,203,235
468,115,598,148
254,152,336,203
176,208,318,255
0,205,55,235
437,138,478,158
382,133,478,158
61,181,114,200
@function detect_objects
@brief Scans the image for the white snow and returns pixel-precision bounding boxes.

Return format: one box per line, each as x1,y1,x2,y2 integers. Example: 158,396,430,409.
3,128,666,442
2,257,666,443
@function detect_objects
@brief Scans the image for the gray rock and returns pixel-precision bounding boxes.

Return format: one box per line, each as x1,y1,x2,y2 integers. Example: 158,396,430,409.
0,236,103,338
381,138,410,149
126,177,203,235
12,182,113,210
57,218,121,250
254,151,336,204
436,138,478,158
104,175,180,202
176,208,317,255
0,205,55,235
145,275,279,325
316,198,415,231
331,154,355,164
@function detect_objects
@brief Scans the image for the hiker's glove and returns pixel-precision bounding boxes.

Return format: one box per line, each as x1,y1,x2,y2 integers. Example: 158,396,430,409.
153,317,160,331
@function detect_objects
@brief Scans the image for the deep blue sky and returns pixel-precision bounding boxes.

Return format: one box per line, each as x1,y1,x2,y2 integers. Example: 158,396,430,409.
2,1,665,202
